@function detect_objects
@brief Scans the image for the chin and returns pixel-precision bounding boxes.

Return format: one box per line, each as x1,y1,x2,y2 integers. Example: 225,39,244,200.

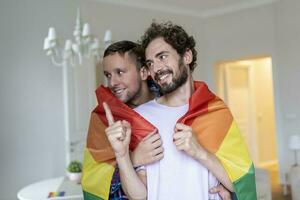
120,97,128,103
160,83,172,89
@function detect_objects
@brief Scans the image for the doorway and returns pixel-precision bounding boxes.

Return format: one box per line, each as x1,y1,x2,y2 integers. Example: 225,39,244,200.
214,57,278,168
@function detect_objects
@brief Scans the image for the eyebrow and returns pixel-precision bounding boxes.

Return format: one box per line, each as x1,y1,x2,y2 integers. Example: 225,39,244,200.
146,50,169,63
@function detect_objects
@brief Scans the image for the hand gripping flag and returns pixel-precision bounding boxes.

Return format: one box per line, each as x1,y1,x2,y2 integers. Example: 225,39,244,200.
178,81,257,200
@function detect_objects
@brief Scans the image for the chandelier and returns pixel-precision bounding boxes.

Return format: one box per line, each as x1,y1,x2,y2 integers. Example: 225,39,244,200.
42,9,112,165
43,9,112,66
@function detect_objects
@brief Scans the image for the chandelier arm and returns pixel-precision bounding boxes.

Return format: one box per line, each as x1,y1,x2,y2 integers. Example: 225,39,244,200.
51,55,64,67
70,56,75,67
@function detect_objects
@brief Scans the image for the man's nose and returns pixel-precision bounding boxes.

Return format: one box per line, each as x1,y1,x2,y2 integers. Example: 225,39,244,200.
109,75,120,87
152,59,164,73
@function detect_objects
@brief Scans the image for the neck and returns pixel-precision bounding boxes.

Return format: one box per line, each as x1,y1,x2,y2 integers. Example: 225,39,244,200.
158,75,194,107
127,81,155,108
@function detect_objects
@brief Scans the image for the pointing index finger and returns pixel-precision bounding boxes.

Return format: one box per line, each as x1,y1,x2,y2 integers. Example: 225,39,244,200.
103,102,114,126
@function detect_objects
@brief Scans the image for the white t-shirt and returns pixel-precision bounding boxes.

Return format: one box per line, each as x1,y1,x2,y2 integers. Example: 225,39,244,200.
134,99,220,200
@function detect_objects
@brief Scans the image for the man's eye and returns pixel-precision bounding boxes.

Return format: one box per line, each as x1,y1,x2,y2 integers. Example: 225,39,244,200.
146,61,153,68
116,69,125,75
159,54,167,60
104,73,111,79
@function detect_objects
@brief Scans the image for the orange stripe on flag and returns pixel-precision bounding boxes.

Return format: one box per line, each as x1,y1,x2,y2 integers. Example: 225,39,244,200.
191,97,233,153
87,113,115,163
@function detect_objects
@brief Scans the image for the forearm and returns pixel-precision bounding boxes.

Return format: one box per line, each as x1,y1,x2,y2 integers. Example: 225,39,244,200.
129,151,140,167
117,153,147,200
196,151,234,192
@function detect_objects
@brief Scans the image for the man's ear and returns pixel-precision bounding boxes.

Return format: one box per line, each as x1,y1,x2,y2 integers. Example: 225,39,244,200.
140,66,149,81
183,49,193,65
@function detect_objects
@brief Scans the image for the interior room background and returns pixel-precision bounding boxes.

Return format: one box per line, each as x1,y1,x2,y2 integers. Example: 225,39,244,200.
0,0,299,199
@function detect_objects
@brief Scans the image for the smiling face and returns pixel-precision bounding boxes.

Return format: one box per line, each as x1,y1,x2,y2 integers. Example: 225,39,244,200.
145,37,189,94
103,52,142,103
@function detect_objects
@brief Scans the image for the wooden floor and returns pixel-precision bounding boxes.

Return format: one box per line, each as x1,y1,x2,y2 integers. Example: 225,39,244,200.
267,164,291,200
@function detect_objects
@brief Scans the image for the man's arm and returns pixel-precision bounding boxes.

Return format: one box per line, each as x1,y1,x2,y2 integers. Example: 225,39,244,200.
173,123,234,192
116,147,147,200
103,102,147,199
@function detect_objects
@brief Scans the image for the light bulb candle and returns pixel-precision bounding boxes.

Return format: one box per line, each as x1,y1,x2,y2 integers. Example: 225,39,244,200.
48,27,57,41
82,23,91,37
103,30,112,43
64,40,72,51
43,37,51,50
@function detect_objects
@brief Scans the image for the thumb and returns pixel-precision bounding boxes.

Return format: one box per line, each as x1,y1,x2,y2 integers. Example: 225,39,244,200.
209,185,221,194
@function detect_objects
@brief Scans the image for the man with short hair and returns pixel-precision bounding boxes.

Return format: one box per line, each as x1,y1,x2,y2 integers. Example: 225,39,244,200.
102,41,165,169
102,41,156,107
82,41,163,200
104,22,257,200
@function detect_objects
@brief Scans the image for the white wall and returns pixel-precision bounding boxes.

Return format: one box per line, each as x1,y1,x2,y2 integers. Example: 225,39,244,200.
201,3,276,86
0,0,202,199
274,0,300,179
0,1,75,199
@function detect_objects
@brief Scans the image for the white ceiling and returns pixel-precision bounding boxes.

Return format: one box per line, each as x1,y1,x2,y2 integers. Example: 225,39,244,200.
95,0,279,18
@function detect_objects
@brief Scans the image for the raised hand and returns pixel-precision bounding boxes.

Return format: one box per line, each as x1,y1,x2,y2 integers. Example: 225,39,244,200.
173,123,207,160
103,102,131,158
131,129,164,167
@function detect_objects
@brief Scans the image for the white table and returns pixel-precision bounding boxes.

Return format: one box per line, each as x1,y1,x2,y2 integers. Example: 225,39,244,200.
17,177,83,200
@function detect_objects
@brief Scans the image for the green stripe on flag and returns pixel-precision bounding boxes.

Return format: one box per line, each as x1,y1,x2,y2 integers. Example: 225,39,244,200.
233,163,257,200
83,190,104,200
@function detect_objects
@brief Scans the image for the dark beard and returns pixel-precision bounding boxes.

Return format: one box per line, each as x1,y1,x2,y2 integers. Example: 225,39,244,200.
158,58,188,94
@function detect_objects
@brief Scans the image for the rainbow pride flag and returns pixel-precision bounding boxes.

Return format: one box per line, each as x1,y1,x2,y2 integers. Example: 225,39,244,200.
47,191,65,198
82,86,155,200
82,81,257,200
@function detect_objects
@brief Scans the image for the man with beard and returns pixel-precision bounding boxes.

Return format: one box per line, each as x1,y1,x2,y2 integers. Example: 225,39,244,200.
104,22,256,200
83,40,230,199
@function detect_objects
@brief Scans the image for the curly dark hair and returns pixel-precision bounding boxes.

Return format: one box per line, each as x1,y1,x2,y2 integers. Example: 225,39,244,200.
103,40,145,70
140,21,197,72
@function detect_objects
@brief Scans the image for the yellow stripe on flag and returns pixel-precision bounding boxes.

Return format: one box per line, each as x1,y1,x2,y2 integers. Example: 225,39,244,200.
82,148,115,200
216,121,252,182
